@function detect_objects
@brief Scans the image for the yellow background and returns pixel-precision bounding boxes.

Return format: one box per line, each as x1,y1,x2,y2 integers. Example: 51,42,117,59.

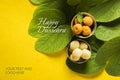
0,0,120,80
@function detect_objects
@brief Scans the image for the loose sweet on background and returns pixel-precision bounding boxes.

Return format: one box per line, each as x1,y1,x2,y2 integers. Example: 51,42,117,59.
72,24,83,35
83,16,93,26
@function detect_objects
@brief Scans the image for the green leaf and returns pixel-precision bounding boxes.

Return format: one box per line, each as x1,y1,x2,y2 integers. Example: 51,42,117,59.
35,25,73,54
95,19,120,41
76,12,83,23
67,0,81,6
63,5,76,22
89,0,120,22
28,9,66,38
96,37,120,65
66,53,105,74
105,54,120,76
76,0,91,12
29,0,55,4
33,0,75,22
95,37,120,76
85,0,108,7
76,0,106,12
33,0,66,16
86,36,104,52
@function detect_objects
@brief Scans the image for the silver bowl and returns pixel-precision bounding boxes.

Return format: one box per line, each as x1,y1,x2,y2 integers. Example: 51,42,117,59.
67,39,91,64
71,12,97,38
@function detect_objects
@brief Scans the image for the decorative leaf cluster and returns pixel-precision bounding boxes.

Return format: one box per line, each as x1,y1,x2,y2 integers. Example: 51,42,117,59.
29,0,120,76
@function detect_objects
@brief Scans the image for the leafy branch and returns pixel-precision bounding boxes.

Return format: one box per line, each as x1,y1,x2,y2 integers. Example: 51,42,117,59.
28,0,120,76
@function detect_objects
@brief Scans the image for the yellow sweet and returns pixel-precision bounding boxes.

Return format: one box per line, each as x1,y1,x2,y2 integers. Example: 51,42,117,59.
82,26,91,36
83,16,93,26
72,24,83,35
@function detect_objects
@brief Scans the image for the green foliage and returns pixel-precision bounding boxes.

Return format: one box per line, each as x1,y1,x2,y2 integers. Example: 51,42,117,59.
86,36,104,52
29,9,66,38
95,18,120,41
35,25,72,54
67,0,81,6
30,0,55,4
29,0,120,76
76,0,106,12
76,12,83,23
66,53,105,74
89,0,120,22
95,37,120,76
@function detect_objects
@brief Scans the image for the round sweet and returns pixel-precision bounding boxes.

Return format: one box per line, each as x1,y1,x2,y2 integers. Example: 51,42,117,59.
70,48,82,61
83,16,93,26
82,26,91,36
70,40,80,51
74,18,78,24
81,49,91,59
79,42,88,50
72,24,83,35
